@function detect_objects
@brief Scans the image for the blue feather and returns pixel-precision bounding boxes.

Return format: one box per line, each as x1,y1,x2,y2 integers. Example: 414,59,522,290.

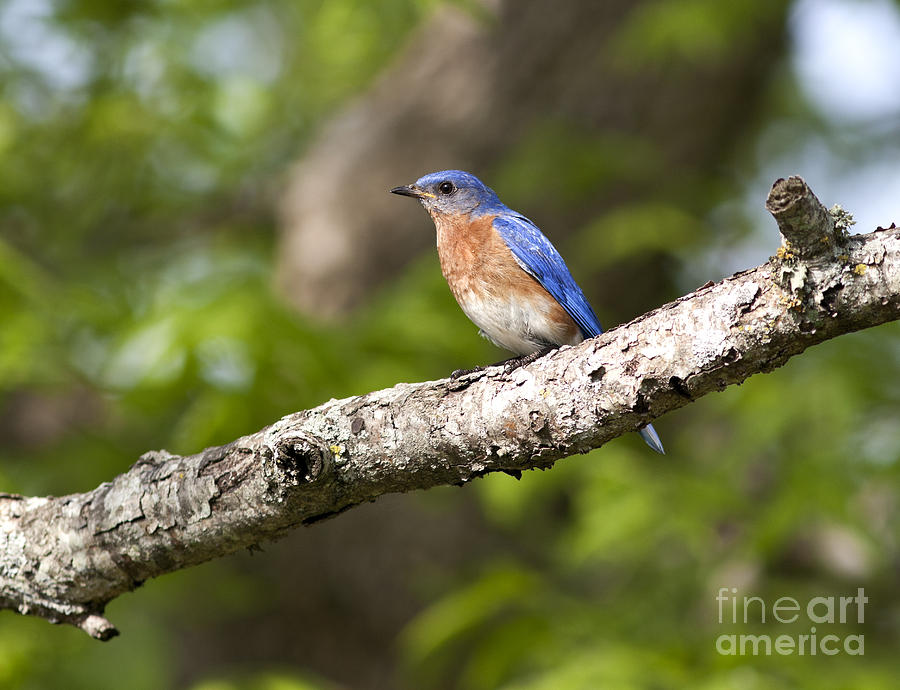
493,213,665,455
492,214,604,338
391,169,665,455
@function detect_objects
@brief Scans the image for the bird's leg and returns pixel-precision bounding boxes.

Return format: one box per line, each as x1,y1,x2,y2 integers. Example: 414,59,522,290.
450,347,557,380
450,364,487,379
499,346,556,374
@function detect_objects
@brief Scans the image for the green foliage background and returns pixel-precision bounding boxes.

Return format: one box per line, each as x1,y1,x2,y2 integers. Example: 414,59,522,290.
1,0,898,688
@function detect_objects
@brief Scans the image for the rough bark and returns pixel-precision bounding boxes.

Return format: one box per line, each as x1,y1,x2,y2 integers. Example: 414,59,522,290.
2,178,898,640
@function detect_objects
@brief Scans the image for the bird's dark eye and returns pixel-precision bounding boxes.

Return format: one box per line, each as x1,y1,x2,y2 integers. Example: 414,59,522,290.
438,181,455,195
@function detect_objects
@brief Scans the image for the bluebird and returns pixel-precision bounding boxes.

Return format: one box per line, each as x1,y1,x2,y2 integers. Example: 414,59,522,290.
391,170,664,454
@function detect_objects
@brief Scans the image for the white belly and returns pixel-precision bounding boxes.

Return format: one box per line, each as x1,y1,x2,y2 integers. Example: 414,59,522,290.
456,288,583,355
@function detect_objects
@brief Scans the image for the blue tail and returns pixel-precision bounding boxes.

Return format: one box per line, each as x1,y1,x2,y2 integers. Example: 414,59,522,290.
639,424,665,454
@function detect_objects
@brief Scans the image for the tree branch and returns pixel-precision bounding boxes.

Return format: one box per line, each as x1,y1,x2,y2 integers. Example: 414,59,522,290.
2,177,898,639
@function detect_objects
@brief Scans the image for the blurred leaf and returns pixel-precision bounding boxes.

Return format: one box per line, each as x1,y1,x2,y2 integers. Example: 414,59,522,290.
190,670,333,690
611,0,786,68
569,201,701,271
401,564,542,684
493,122,662,209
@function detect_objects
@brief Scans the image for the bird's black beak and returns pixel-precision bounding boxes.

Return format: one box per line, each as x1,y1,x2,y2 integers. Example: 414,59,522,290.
390,185,433,199
390,185,418,197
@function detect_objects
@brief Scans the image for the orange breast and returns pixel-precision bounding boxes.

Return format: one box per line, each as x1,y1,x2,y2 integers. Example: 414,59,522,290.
431,211,582,353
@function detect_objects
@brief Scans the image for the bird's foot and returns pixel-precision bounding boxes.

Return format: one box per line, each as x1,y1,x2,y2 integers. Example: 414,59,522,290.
451,347,556,380
499,347,556,374
450,365,486,379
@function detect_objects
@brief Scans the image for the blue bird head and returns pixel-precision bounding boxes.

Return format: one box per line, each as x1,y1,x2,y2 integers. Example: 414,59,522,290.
391,170,503,216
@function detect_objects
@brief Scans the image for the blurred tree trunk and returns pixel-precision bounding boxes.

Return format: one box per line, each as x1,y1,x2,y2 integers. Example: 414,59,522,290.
277,0,789,317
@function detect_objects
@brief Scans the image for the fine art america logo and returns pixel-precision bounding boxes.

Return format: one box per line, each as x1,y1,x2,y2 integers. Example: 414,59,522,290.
715,588,867,656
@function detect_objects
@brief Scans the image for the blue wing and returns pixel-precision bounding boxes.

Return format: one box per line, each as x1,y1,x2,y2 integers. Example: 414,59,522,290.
493,213,665,455
493,213,603,338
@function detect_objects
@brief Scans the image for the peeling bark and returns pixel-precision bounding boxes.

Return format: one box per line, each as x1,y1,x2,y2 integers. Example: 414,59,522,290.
2,178,898,639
